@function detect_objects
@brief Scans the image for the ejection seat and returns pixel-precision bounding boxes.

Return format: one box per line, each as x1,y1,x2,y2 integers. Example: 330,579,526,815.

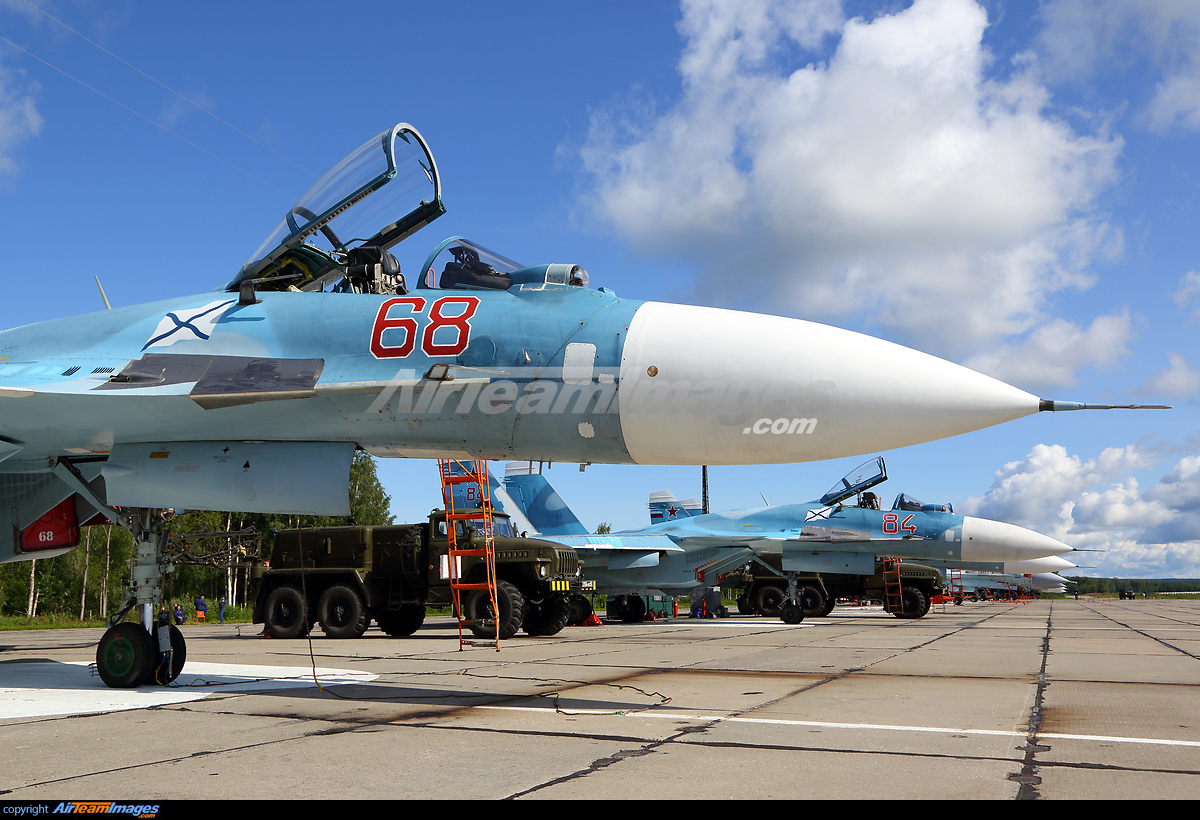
439,245,513,290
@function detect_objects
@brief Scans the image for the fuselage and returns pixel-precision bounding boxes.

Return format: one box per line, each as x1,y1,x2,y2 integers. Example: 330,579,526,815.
529,499,1074,595
0,282,1045,473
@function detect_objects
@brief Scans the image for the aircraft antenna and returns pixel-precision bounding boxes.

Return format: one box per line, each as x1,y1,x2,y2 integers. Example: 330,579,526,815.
94,276,111,310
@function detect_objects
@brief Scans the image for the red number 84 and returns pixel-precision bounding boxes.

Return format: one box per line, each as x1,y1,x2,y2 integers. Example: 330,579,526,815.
882,514,917,534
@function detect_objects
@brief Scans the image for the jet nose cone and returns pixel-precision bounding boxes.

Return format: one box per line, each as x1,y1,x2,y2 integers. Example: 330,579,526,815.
961,517,1073,562
618,303,1040,465
1003,556,1077,574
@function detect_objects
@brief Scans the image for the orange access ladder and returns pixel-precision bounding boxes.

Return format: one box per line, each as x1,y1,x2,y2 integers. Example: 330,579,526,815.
949,568,965,605
881,557,903,614
437,458,501,652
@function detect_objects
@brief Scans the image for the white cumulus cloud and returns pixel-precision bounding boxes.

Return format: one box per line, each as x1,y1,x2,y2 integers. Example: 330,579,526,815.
1037,0,1200,133
1174,270,1200,318
579,0,1125,385
1136,352,1200,398
0,58,43,179
964,310,1132,390
960,444,1200,577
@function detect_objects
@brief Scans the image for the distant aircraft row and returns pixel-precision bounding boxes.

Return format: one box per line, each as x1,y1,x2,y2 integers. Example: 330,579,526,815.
455,457,1075,624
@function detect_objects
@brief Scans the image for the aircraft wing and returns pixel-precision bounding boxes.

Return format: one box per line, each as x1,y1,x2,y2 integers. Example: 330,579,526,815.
0,438,22,465
0,385,35,398
668,526,934,548
544,534,685,553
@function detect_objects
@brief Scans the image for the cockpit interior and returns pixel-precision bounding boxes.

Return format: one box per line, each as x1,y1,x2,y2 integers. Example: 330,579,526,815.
820,457,953,513
225,122,590,301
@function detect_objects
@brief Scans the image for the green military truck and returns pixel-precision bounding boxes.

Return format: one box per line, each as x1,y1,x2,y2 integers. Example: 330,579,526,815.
253,511,587,640
735,560,945,620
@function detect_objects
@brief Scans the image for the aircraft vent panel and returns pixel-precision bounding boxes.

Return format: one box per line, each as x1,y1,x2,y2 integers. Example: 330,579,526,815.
0,473,60,509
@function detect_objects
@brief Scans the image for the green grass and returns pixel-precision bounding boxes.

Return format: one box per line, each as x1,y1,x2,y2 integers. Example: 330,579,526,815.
0,605,256,630
0,614,109,630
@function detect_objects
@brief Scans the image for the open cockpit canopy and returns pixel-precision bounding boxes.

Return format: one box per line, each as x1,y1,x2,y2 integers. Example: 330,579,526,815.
227,123,444,295
820,457,887,507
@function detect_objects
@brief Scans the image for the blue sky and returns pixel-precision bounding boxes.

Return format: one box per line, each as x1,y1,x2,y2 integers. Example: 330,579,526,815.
2,0,1199,577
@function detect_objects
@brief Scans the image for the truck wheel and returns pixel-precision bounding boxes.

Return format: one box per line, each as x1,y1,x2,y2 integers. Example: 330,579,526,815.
893,586,928,619
820,595,837,616
612,594,646,623
736,595,754,615
468,580,525,640
264,584,310,639
524,595,571,636
318,584,369,639
799,585,825,618
566,594,593,626
752,584,785,618
379,604,426,636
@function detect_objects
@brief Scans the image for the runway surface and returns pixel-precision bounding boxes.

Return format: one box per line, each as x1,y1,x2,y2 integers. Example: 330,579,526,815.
1,598,1197,800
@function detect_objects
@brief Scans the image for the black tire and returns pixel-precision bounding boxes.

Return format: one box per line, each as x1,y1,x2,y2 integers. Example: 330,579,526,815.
524,595,571,636
147,623,187,685
893,586,928,619
819,594,836,616
753,584,785,617
612,594,646,623
96,622,156,688
799,585,825,618
318,584,370,639
736,595,754,615
378,604,426,636
780,603,804,624
264,584,310,639
566,594,593,626
468,580,525,639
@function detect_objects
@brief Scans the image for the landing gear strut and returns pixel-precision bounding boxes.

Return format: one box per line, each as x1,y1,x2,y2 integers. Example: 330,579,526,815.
54,462,202,689
780,572,806,625
95,508,186,688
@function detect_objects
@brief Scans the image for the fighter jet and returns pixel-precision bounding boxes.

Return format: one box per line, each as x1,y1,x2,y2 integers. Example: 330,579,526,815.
945,571,1070,601
0,122,1157,686
499,457,1075,623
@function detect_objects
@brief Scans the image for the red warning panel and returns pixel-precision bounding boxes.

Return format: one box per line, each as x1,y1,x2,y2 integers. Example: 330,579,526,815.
21,497,80,552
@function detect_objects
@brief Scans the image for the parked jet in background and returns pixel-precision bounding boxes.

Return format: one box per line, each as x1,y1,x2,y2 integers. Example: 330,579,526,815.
499,458,1075,623
0,121,1155,687
949,571,1069,600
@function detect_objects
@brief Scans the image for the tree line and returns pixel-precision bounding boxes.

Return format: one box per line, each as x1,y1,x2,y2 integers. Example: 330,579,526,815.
1066,576,1200,595
0,452,394,619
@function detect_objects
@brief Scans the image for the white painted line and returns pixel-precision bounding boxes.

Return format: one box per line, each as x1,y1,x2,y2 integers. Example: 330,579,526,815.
627,621,813,628
474,705,1200,748
0,661,376,720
